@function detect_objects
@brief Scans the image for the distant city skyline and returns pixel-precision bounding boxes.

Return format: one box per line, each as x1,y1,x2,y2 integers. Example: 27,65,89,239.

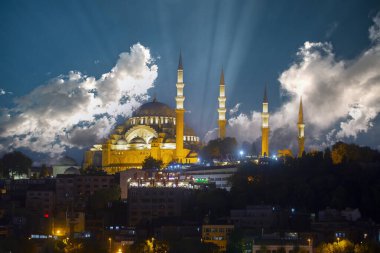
0,0,380,163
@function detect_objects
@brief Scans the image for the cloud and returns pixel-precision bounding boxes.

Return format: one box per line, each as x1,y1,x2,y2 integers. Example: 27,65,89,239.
369,12,380,43
229,103,241,116
204,127,218,143
325,22,339,38
0,88,12,96
226,13,380,152
0,43,157,157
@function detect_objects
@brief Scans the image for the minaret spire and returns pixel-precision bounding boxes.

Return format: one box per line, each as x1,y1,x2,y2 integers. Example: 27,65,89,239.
298,97,305,157
218,68,227,139
263,85,268,103
178,51,183,70
261,85,269,157
175,52,185,162
220,68,225,85
298,97,303,124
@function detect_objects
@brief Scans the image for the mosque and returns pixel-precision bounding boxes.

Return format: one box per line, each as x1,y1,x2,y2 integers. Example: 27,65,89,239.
84,54,305,173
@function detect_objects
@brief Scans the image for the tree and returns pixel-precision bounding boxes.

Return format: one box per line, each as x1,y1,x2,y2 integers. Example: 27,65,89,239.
39,164,51,178
1,151,32,178
200,137,238,161
87,186,121,211
127,240,149,253
226,229,245,253
79,239,108,253
142,156,163,170
315,239,380,253
316,239,355,253
0,238,38,253
167,238,219,253
331,142,380,164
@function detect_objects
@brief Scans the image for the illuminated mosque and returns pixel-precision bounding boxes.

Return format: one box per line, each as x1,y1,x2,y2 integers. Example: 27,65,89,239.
84,54,305,173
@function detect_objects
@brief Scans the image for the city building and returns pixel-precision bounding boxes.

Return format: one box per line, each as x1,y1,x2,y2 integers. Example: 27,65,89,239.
53,211,86,237
119,169,197,200
230,205,276,230
202,224,234,252
52,156,81,177
184,166,238,191
251,237,312,253
25,189,55,217
55,172,115,210
128,187,192,226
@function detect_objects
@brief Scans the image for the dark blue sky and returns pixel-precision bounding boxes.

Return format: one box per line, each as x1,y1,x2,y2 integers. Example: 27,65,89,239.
1,0,379,161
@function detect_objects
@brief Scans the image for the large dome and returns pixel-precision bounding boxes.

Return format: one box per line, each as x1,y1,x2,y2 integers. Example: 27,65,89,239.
132,101,176,117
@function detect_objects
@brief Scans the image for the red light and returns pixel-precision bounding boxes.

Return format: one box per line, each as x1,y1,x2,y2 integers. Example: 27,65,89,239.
44,213,49,218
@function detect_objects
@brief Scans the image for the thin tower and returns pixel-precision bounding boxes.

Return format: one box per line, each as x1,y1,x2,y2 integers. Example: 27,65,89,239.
298,97,305,157
175,52,185,162
261,86,269,157
218,69,227,139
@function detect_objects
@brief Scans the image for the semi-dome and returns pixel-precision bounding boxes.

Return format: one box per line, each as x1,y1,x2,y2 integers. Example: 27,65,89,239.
129,136,146,144
132,100,176,117
164,137,176,143
117,139,127,145
56,156,77,166
64,167,80,175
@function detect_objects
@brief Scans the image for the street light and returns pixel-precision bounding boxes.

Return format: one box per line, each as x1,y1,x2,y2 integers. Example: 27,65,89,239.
108,237,112,253
239,150,244,159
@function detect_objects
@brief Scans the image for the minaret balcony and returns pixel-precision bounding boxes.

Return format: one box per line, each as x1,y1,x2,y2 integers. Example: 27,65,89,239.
218,108,226,113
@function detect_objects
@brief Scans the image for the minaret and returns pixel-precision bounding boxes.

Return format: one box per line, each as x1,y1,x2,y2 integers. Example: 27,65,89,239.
261,86,269,157
297,97,305,157
218,69,227,139
175,52,185,162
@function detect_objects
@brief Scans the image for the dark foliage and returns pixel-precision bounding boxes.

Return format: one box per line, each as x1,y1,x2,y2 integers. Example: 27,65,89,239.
229,147,380,222
142,156,163,170
0,151,32,178
200,137,238,161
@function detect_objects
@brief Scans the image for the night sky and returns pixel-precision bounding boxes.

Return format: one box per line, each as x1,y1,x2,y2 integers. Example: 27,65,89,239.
1,0,380,163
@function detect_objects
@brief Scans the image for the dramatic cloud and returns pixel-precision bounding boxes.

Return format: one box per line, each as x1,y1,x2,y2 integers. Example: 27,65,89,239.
0,43,157,156
226,13,380,153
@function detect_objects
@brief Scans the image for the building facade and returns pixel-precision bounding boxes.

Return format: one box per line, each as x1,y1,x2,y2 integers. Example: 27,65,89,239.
202,224,234,252
55,173,115,210
128,187,192,226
